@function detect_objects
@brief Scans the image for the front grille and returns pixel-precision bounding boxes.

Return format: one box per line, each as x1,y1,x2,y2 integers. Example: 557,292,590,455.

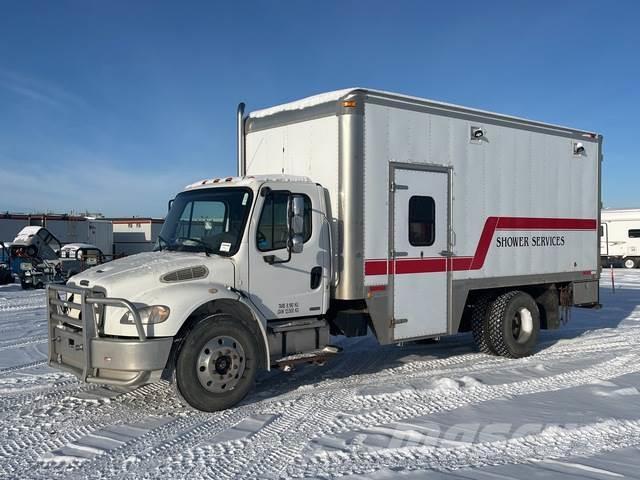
160,265,209,283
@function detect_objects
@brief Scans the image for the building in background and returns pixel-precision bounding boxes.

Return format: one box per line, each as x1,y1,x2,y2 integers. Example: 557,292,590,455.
0,213,113,254
109,218,164,255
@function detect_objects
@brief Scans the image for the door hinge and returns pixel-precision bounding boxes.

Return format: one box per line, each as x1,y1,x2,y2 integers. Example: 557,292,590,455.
390,182,408,192
390,318,408,327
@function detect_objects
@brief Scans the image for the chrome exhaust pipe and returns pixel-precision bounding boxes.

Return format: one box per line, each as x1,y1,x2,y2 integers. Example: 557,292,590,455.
237,102,245,177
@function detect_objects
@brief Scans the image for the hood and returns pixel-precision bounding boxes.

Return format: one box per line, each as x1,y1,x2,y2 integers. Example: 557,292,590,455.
69,250,234,297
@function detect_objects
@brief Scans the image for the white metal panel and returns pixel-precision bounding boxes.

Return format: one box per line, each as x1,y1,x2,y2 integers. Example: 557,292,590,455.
392,169,448,339
363,102,599,285
363,105,390,286
246,116,340,228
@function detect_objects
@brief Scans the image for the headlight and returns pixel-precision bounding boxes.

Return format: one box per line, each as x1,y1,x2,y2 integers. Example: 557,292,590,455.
20,263,32,271
120,305,170,325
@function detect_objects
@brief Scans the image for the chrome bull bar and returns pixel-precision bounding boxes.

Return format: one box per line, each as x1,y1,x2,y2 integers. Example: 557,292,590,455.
47,284,168,387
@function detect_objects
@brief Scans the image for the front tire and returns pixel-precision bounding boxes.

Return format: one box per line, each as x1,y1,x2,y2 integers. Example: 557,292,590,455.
175,314,259,412
624,258,637,269
487,291,540,359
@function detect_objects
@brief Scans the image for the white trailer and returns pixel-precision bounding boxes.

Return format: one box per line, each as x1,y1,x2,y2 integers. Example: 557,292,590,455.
47,88,602,412
600,209,640,268
87,219,114,256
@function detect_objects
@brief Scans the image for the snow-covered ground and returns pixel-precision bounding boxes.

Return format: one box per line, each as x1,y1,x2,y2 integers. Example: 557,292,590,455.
1,271,640,479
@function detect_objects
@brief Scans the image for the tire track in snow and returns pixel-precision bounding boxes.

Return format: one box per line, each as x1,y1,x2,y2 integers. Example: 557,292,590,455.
331,354,640,431
0,335,47,352
56,343,386,479
0,360,48,376
0,293,45,312
290,418,640,477
0,382,188,478
144,354,640,480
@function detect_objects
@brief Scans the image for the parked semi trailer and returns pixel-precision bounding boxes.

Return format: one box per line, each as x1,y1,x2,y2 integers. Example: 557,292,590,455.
47,88,602,411
600,208,640,268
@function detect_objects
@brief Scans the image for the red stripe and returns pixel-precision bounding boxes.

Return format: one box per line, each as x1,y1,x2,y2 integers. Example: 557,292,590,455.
495,217,597,230
395,258,446,274
364,216,597,276
364,259,389,276
368,285,387,292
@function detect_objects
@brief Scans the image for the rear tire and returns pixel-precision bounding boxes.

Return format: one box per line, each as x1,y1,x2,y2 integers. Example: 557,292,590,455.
174,314,259,412
0,270,12,285
487,291,540,359
624,258,637,269
471,295,496,354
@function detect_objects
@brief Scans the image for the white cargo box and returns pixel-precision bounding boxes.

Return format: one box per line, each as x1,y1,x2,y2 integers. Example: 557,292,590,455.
245,88,601,342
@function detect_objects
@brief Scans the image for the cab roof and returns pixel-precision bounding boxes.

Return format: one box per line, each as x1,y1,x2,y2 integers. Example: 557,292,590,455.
184,174,313,192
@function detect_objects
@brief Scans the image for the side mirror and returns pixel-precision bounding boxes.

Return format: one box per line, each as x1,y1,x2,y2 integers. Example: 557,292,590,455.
168,198,174,213
288,195,305,254
290,234,304,254
290,195,305,236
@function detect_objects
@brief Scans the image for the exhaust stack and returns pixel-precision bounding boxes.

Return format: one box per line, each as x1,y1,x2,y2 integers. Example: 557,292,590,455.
237,102,245,177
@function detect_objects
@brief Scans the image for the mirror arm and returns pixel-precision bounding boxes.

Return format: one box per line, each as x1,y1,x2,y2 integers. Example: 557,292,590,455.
263,242,292,265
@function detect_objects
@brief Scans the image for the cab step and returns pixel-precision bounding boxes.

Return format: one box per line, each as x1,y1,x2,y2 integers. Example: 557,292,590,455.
274,345,342,370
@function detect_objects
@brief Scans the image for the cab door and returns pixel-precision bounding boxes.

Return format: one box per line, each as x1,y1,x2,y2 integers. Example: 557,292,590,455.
248,184,328,319
392,167,450,340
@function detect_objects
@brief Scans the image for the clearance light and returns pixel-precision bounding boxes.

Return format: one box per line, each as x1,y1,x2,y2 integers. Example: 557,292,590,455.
342,100,357,108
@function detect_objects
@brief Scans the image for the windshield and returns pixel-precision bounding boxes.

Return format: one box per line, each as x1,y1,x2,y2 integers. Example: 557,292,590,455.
157,187,253,256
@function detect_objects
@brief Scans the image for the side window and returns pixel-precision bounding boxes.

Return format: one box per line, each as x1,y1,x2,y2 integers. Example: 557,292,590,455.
629,229,640,238
257,191,312,251
408,196,435,246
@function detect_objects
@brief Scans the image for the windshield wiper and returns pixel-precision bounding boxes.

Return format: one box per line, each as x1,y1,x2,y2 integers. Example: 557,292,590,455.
156,234,169,252
176,237,214,257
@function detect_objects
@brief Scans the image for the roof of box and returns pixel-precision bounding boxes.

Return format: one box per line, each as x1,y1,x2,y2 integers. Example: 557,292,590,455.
248,87,599,138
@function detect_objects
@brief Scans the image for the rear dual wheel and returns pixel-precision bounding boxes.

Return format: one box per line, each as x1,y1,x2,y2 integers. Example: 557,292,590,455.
472,291,540,358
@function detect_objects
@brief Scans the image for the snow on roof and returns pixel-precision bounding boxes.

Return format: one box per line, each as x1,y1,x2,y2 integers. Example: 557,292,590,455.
248,87,598,136
248,88,360,118
61,243,99,250
184,174,313,191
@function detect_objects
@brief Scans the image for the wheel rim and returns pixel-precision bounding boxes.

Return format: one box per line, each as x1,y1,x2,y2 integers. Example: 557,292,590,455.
512,307,533,344
625,259,635,269
196,335,246,393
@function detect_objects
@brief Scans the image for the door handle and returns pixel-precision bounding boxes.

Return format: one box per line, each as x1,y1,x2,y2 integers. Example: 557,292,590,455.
310,266,322,289
439,250,454,257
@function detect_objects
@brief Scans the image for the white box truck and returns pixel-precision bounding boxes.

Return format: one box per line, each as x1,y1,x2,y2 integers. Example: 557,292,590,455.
600,208,640,268
47,88,602,411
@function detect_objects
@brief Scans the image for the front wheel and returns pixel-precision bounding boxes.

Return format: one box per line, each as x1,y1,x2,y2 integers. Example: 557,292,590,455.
487,291,540,359
174,314,259,412
624,258,637,269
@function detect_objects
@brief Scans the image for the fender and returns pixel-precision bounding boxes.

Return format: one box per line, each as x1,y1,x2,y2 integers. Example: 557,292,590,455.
104,280,271,370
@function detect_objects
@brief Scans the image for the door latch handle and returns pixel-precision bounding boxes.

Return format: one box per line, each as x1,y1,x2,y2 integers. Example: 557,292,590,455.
439,250,454,257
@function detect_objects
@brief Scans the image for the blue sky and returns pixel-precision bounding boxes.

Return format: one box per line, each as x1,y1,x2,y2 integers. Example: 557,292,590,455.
1,1,638,217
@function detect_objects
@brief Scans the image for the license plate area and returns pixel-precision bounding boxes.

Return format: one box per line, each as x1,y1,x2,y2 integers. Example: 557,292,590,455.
52,325,85,371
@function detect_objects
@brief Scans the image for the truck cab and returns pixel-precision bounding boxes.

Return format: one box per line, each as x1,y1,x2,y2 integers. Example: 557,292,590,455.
48,175,333,411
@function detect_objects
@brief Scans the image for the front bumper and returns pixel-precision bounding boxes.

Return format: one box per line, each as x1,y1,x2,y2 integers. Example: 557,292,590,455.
47,284,173,387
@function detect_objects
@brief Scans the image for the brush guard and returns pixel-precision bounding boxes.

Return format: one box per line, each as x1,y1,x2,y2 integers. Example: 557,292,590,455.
47,284,172,387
